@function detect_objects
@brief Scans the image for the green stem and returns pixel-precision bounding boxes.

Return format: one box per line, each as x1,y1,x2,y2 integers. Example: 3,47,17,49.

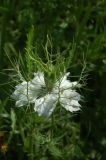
51,113,54,140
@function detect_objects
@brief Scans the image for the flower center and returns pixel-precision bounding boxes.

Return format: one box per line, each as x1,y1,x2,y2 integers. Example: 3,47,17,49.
37,86,47,98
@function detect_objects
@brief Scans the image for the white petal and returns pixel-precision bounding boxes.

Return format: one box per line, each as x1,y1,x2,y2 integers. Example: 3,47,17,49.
12,72,46,107
60,89,81,101
60,80,78,90
56,73,70,89
63,104,80,112
32,72,45,87
55,72,78,91
70,100,81,107
60,72,70,83
29,72,46,100
12,81,29,107
16,100,28,107
60,99,81,112
34,94,57,117
28,83,43,101
60,89,81,112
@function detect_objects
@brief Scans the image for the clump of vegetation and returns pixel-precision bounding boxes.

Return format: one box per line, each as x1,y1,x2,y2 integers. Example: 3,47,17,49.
0,0,106,159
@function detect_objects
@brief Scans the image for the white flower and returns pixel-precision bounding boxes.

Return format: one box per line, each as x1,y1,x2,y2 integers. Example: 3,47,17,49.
34,72,81,117
53,72,81,112
12,81,30,107
12,72,81,117
34,94,57,117
12,72,46,107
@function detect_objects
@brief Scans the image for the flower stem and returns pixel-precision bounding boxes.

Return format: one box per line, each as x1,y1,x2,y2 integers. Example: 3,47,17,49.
51,113,54,140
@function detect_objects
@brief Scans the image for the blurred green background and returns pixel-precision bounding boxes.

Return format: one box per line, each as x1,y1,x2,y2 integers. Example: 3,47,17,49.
0,0,106,159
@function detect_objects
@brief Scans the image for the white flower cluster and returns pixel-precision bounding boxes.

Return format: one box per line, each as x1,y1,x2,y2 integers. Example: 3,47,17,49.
12,72,81,117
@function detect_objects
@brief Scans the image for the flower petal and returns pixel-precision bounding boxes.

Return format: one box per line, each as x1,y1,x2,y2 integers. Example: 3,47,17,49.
60,89,81,101
29,72,46,99
16,99,28,107
55,73,78,91
12,72,46,107
32,72,45,87
34,94,57,117
12,81,29,107
60,89,81,112
61,99,81,112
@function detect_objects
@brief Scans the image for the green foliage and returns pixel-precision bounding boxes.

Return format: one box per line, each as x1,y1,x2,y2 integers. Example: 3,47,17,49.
0,0,106,159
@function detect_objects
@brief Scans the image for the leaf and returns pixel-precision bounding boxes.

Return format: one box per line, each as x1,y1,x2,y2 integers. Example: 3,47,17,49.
10,109,16,132
48,142,62,159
